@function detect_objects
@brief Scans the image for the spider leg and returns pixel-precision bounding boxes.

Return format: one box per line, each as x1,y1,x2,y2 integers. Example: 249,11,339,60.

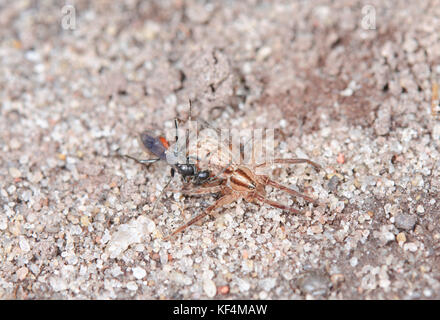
164,193,237,240
259,176,317,203
256,158,322,170
254,194,302,214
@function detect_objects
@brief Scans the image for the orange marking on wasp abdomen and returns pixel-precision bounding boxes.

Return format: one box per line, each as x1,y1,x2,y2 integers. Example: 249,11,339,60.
159,136,170,149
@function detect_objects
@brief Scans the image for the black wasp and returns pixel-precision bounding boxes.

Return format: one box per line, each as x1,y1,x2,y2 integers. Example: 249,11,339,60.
123,102,212,207
126,122,210,185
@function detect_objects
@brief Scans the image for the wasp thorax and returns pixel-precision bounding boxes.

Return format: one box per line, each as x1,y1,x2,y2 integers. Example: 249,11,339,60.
176,164,195,177
197,170,210,180
165,147,187,165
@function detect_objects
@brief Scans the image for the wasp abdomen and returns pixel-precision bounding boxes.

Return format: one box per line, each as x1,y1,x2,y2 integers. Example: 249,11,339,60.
140,131,168,160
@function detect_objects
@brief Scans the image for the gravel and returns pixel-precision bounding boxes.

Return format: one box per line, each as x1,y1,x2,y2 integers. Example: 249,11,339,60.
203,279,217,298
1,0,439,300
394,213,417,231
298,272,331,297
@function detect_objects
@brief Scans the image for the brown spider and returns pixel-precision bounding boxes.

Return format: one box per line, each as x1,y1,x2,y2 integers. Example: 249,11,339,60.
165,151,321,240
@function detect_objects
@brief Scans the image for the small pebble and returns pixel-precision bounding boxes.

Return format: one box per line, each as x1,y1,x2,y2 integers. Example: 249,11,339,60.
111,266,123,277
0,215,7,230
432,124,440,140
203,279,217,298
50,277,68,292
340,88,353,97
132,267,146,280
396,232,406,244
259,278,277,291
19,237,30,252
106,216,151,258
374,102,391,136
10,139,21,149
237,279,250,292
80,216,90,227
9,167,21,178
126,281,138,291
404,242,418,252
218,285,230,295
311,224,323,234
29,171,43,184
259,291,268,299
374,228,395,246
257,46,272,61
327,174,340,192
299,272,330,296
337,153,345,164
7,185,16,194
424,289,433,298
403,37,418,53
16,266,28,280
29,264,40,275
394,213,417,231
330,274,345,285
350,257,358,267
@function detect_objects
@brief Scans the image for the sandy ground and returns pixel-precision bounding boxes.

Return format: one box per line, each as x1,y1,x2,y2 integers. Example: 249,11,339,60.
1,0,440,299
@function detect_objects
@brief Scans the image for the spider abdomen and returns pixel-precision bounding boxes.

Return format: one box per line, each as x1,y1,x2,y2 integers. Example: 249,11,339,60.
228,167,257,191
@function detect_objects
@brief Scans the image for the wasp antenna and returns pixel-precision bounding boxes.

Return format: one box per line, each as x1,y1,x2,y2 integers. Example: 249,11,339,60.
124,154,160,165
174,118,178,136
174,118,179,157
184,99,193,163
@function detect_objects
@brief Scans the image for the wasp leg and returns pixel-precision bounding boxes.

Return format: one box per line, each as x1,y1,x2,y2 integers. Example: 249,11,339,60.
164,193,236,240
124,154,160,165
169,179,224,194
150,168,175,214
173,185,223,195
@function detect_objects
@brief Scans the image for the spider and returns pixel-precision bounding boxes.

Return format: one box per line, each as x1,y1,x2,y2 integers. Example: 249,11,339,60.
162,114,322,240
165,156,321,240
